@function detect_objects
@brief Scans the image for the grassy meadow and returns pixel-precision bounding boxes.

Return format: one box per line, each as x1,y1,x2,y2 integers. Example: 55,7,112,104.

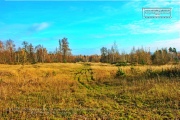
0,63,180,119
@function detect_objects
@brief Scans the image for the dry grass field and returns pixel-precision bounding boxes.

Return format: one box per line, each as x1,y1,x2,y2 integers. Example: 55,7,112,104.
0,63,180,119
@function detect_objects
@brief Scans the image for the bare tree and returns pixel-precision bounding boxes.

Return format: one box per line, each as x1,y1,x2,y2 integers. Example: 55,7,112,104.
100,47,108,63
61,38,71,62
6,39,15,64
0,41,5,63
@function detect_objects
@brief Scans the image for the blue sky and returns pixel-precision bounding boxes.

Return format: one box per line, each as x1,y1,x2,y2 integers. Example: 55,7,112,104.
0,0,180,55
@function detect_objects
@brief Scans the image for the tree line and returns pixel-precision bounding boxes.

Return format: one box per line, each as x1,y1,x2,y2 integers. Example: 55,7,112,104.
0,38,72,64
100,42,179,65
0,38,179,65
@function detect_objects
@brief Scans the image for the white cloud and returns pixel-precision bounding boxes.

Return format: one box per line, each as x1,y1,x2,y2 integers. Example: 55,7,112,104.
126,20,180,34
30,22,50,32
144,0,180,7
146,38,180,51
106,20,180,35
122,1,142,12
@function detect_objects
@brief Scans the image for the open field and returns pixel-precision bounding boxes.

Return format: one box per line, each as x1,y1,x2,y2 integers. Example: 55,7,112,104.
0,63,180,119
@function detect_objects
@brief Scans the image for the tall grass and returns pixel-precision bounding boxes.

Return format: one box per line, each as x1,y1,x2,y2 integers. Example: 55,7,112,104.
0,63,179,119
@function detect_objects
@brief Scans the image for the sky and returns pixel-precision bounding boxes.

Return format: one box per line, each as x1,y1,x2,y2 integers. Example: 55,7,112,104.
0,0,180,55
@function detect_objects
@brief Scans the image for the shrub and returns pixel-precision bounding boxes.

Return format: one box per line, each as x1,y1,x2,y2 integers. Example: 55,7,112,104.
144,68,156,78
116,67,126,77
115,62,128,66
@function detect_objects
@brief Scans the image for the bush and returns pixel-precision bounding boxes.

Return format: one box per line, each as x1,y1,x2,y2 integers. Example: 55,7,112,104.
115,62,128,66
144,68,157,78
160,67,180,78
116,67,126,77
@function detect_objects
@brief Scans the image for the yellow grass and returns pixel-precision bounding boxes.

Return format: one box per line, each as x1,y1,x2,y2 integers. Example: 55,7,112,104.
0,63,179,119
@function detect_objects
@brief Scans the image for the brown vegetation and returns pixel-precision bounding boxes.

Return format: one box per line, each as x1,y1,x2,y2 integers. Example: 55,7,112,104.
0,63,179,119
0,39,179,65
